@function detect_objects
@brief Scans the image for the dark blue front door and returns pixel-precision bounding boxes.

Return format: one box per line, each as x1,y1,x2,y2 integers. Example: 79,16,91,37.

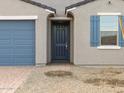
51,21,70,61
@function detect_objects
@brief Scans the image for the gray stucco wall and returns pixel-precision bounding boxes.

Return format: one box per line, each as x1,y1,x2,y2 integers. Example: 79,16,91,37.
0,0,50,65
34,0,82,16
71,0,124,65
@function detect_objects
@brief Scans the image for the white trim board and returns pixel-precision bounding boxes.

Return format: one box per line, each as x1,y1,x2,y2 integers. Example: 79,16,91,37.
45,9,55,14
49,17,72,20
0,16,38,20
66,7,77,12
97,13,121,15
97,46,121,50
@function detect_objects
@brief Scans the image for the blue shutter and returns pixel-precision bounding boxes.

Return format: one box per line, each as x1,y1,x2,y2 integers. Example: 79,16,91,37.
119,16,124,47
90,16,100,47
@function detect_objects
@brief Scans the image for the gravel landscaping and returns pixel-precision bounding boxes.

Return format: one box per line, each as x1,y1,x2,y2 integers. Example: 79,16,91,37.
15,65,124,93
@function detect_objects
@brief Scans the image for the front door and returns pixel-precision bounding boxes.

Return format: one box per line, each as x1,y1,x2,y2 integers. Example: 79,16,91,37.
51,21,70,61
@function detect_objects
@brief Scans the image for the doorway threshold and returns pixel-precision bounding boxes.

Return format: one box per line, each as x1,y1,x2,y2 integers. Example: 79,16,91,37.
47,60,73,65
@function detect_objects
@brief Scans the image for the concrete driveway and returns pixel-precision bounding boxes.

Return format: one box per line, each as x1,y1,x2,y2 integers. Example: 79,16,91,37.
0,67,33,93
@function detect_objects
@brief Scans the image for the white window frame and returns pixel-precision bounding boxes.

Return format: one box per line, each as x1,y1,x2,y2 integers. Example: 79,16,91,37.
97,13,121,49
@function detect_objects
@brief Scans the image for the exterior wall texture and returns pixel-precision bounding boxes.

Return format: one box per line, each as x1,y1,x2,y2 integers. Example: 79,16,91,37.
0,0,50,65
71,0,124,65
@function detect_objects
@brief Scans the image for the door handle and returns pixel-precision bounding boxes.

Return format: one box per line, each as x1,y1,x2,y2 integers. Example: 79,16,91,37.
65,42,68,49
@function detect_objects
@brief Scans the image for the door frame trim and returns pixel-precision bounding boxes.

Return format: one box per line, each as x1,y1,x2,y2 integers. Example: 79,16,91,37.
47,17,74,64
51,21,70,61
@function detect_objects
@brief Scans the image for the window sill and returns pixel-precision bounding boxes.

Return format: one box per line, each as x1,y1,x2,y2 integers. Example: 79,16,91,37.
97,46,121,50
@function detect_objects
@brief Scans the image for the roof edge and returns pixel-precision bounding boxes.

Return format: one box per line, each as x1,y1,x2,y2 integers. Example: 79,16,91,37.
20,0,56,13
65,0,96,13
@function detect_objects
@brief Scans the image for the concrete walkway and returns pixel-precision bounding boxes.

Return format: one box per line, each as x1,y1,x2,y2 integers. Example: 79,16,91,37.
0,67,33,93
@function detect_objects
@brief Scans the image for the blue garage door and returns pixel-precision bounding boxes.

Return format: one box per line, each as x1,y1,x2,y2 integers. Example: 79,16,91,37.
0,20,35,66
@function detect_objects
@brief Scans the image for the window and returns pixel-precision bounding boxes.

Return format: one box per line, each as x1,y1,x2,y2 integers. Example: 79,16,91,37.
100,16,118,46
90,14,123,49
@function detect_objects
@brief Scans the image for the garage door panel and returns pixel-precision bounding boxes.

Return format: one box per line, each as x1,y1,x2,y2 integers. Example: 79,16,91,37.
0,21,35,29
14,37,34,40
0,20,35,66
14,46,34,50
0,46,13,49
0,55,13,58
0,58,13,65
14,34,34,39
14,49,34,54
13,28,35,31
0,31,11,39
14,58,35,65
15,40,34,45
0,40,11,45
0,49,13,54
14,55,34,57
13,29,34,33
